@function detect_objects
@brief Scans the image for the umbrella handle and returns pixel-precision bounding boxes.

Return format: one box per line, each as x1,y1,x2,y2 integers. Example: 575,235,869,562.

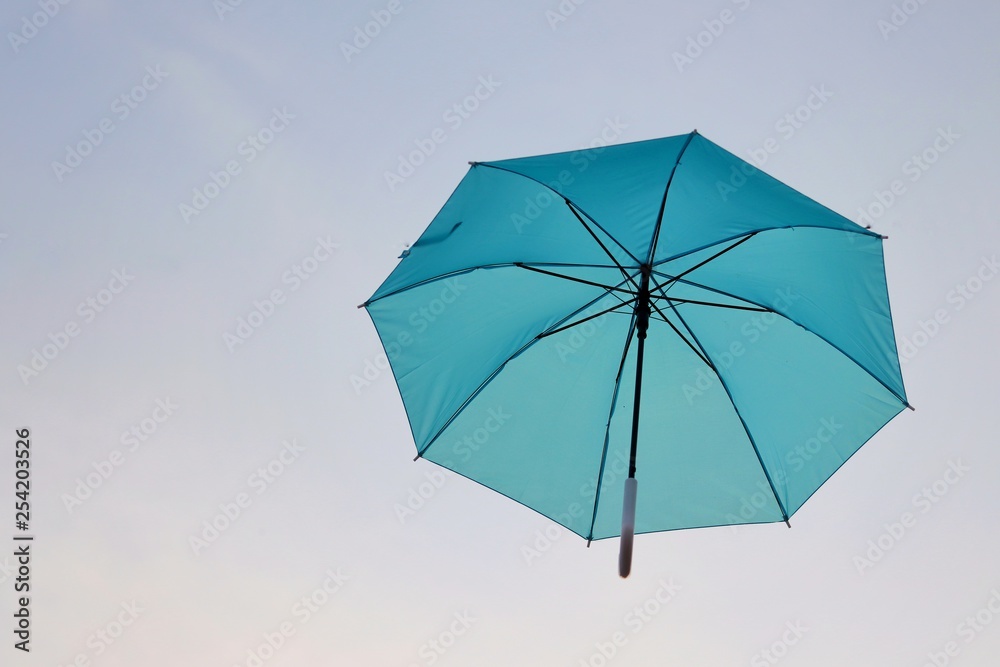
618,477,637,578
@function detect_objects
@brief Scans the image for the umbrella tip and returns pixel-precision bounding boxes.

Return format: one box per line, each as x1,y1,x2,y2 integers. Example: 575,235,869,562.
468,161,479,166
906,403,916,412
357,302,367,309
785,519,791,529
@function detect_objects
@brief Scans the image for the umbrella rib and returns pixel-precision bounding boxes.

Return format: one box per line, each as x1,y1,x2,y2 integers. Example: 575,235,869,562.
657,232,758,291
414,340,538,460
363,262,624,305
652,272,912,409
646,130,698,265
650,272,765,308
565,199,641,292
584,308,638,544
646,272,712,365
474,162,643,266
514,263,634,295
415,275,636,458
661,297,768,312
532,273,638,340
652,224,881,269
647,298,712,368
537,297,638,339
665,301,792,525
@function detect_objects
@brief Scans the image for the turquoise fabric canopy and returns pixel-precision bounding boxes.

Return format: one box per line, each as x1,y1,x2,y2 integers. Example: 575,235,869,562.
363,131,909,546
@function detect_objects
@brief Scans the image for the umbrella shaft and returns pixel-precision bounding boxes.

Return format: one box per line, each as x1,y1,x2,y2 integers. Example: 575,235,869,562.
629,266,652,479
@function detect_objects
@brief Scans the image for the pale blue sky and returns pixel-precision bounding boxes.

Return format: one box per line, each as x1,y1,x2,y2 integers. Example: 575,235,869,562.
2,1,999,665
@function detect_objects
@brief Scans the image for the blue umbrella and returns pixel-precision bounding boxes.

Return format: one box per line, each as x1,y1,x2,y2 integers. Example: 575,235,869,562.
361,131,911,577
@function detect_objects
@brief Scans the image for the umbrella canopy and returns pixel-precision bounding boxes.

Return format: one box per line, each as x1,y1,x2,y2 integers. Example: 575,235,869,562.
362,131,910,574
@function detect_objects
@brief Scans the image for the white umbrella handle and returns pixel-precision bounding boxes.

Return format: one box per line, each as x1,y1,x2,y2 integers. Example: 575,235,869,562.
618,477,637,578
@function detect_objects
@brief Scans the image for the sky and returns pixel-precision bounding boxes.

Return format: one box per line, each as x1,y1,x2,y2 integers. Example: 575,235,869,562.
1,0,999,665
